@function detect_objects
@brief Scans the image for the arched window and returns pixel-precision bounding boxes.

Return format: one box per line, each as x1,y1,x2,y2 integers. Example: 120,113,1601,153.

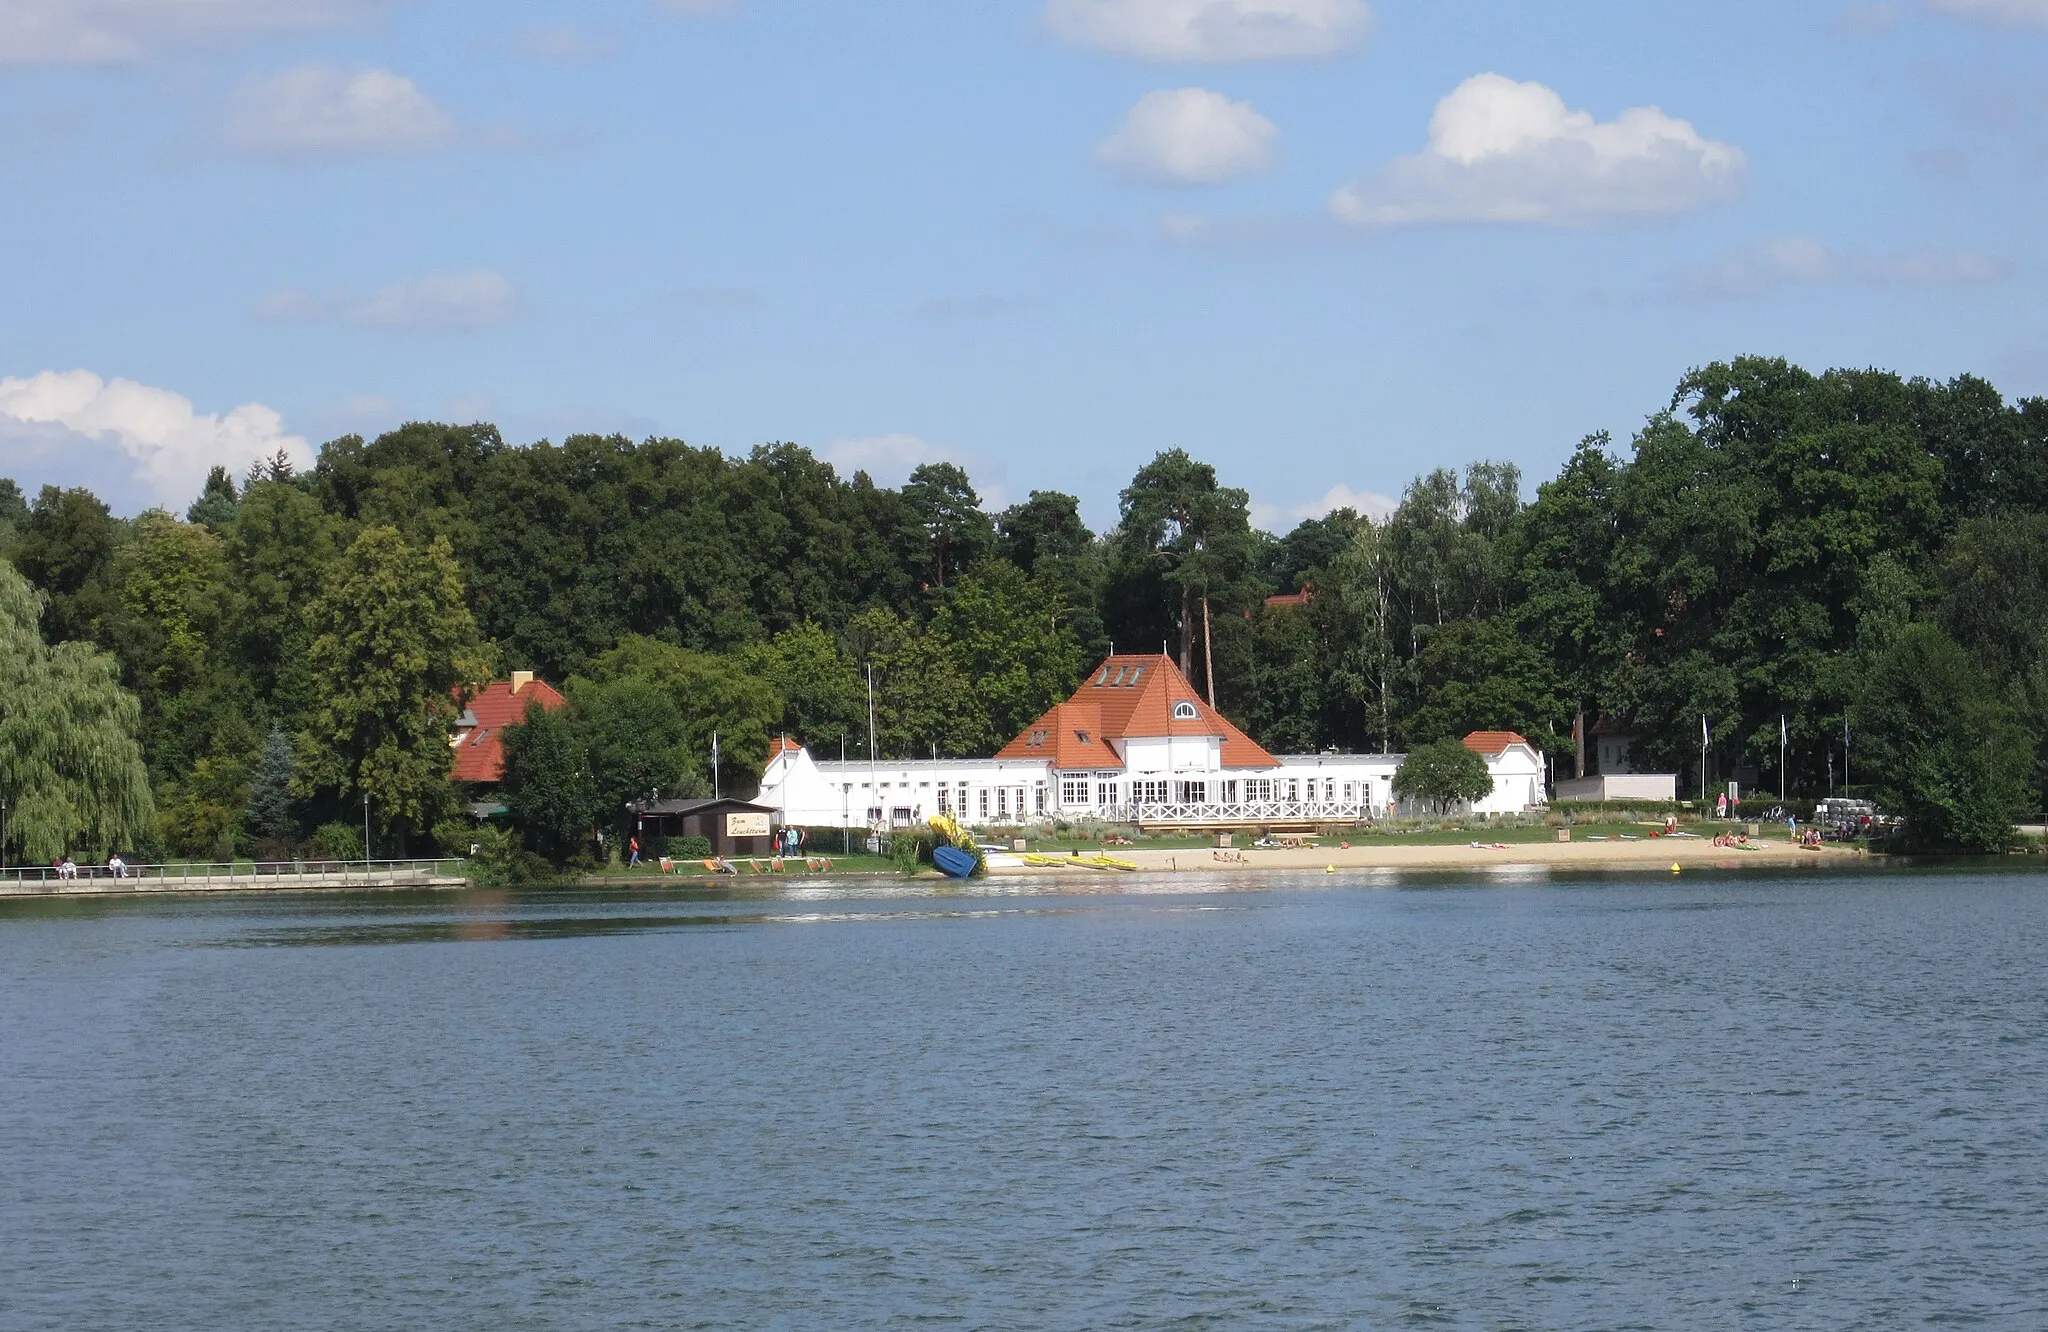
1171,701,1198,720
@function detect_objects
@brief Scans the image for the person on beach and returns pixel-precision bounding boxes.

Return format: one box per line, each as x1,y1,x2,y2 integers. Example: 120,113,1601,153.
1716,791,1728,819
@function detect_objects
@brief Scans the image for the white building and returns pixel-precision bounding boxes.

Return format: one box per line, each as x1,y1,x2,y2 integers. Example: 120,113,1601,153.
756,654,1549,830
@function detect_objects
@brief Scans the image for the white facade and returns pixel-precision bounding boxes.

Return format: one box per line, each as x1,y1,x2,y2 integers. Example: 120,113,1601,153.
757,743,1545,830
1469,741,1548,816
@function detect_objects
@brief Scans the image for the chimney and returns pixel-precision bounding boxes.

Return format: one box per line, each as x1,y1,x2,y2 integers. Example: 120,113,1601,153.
511,670,534,693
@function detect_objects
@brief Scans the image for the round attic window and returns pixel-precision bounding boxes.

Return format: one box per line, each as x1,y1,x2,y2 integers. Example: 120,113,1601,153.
1171,701,1198,720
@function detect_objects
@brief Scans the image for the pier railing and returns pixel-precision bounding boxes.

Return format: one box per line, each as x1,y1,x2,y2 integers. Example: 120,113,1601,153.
0,858,470,894
1097,800,1381,827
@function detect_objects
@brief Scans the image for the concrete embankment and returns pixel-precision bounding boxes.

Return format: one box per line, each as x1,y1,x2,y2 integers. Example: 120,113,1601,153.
1,866,470,898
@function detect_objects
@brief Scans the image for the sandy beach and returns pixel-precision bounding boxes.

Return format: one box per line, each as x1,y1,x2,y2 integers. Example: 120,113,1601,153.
993,836,1864,876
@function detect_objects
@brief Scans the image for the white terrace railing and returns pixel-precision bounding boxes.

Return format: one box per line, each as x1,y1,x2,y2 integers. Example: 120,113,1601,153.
0,859,470,894
1094,800,1382,827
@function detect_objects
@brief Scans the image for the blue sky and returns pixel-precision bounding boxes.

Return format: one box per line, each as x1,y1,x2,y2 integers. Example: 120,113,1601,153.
2,0,2045,528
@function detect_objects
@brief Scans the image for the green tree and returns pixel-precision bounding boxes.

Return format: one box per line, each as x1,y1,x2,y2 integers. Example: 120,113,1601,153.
735,622,865,747
574,675,701,841
14,484,122,646
1405,618,1563,754
902,462,993,590
1115,449,1253,701
294,526,490,846
1393,738,1495,814
186,466,240,532
927,561,1082,752
0,561,155,860
499,699,597,863
244,727,297,843
577,635,780,793
1856,624,2031,852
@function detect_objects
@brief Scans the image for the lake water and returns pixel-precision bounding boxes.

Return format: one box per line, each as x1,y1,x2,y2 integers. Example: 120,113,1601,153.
3,865,2046,1329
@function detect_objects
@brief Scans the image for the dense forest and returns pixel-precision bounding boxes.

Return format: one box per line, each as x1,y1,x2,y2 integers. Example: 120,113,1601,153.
4,354,2047,862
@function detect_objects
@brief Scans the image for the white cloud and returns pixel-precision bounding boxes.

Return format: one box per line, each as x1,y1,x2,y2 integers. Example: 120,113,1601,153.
226,65,454,157
0,0,377,64
1045,0,1372,62
0,369,310,507
1252,482,1396,532
1668,236,2005,301
824,433,954,483
823,433,1007,507
1096,87,1278,185
1330,73,1744,227
1927,0,2048,23
256,269,522,329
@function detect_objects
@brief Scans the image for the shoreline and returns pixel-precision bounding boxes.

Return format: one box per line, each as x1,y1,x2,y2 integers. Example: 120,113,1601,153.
988,836,1868,875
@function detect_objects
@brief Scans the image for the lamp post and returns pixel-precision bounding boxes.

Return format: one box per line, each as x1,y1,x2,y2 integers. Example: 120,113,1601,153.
362,790,371,864
1,796,8,873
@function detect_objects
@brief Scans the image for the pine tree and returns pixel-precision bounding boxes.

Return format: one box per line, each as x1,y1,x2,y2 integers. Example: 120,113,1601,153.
244,727,296,842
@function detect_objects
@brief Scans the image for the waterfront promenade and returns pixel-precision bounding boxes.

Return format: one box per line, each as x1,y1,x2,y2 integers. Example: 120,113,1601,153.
0,859,470,897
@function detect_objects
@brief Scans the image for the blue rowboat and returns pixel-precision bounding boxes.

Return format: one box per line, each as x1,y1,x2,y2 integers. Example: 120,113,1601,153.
932,846,977,879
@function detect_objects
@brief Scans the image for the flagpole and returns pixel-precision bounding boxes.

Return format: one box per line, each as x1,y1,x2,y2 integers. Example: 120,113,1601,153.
1701,715,1709,809
1780,715,1787,804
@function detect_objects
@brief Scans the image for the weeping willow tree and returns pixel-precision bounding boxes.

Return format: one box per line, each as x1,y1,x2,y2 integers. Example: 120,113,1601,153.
0,561,156,862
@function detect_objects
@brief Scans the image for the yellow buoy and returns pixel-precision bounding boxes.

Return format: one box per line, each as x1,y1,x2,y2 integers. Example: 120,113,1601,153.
1325,864,1335,874
1671,862,1681,874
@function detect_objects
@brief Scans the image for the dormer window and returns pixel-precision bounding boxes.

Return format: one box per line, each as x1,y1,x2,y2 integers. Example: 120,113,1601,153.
1075,730,1090,744
1171,701,1198,720
1109,665,1127,686
1127,666,1144,686
1028,729,1047,746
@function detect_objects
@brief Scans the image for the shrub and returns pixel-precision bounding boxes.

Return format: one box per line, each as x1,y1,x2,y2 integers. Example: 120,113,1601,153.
670,835,712,859
311,822,364,862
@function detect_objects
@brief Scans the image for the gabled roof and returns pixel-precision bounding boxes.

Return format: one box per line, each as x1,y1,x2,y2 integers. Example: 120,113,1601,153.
1462,730,1532,757
996,654,1278,770
450,675,567,784
1264,590,1313,611
767,735,804,763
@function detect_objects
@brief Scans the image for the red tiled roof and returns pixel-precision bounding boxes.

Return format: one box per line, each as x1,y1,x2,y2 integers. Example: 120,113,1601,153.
996,654,1278,770
767,735,803,762
1462,730,1530,757
1264,590,1313,610
450,676,567,784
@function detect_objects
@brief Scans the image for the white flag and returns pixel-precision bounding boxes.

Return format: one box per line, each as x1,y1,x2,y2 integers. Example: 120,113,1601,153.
1781,715,1788,746
1702,715,1709,744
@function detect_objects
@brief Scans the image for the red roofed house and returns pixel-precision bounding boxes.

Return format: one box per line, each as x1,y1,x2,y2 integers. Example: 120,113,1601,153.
1460,730,1548,816
450,671,567,785
755,653,1543,830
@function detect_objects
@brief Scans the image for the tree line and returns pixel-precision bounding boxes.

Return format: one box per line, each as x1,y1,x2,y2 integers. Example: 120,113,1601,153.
3,353,2045,862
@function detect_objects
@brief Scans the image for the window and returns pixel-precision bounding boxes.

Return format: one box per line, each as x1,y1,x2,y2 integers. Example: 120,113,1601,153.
1097,780,1118,806
1133,780,1167,804
1028,729,1047,747
1127,666,1144,686
1286,780,1299,802
1223,780,1239,804
1171,701,1198,720
996,787,1010,819
1075,730,1090,745
891,807,913,828
1061,777,1089,804
1176,780,1207,804
1110,665,1127,687
1246,779,1272,802
1096,666,1113,685
978,788,989,818
937,787,950,814
1034,784,1046,813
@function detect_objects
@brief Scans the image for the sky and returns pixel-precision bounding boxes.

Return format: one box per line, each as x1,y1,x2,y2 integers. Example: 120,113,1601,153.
2,0,2046,529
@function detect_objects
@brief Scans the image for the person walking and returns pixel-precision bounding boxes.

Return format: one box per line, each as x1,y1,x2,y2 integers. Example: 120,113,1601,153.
627,836,641,867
